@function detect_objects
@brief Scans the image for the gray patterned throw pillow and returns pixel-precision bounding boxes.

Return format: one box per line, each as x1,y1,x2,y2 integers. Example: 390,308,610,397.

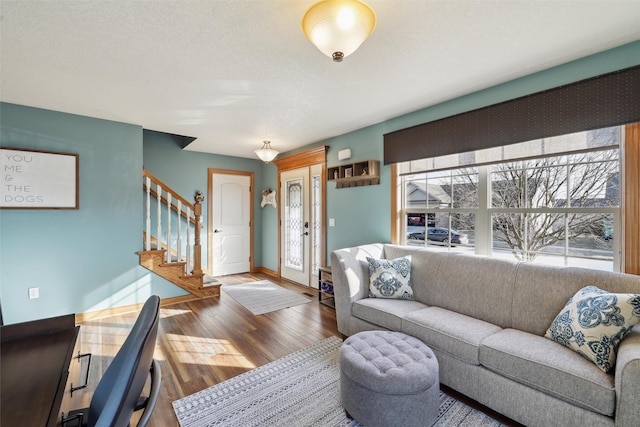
366,256,413,300
545,286,640,373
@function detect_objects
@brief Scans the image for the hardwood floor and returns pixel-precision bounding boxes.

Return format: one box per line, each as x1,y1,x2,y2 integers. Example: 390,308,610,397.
70,272,341,426
69,271,520,426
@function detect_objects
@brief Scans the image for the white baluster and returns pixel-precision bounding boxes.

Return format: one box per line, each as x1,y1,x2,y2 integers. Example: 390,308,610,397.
166,193,172,263
156,184,162,252
186,207,192,275
145,177,151,250
176,200,183,263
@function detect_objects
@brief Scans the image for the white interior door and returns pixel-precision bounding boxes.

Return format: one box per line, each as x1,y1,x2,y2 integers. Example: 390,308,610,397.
211,173,251,276
280,165,322,287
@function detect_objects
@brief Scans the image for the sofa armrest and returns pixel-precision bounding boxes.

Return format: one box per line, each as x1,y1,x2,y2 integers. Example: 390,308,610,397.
330,244,384,336
614,325,640,427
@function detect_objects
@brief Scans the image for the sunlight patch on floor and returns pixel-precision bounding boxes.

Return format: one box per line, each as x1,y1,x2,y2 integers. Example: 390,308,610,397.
159,308,192,319
165,334,256,370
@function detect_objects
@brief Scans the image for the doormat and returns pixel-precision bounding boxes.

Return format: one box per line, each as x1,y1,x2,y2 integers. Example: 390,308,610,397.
221,280,311,315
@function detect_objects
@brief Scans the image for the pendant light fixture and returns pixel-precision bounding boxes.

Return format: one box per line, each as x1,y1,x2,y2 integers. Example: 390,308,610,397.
255,140,279,163
301,0,376,62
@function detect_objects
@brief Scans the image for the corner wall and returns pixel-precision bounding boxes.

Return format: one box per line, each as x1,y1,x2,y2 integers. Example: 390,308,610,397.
0,103,184,324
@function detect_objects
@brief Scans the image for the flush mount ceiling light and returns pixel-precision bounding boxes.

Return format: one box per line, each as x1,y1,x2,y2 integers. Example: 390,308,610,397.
301,0,376,62
255,140,279,163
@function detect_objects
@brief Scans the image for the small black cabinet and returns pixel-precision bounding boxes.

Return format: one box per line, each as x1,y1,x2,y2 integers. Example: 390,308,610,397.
318,266,334,308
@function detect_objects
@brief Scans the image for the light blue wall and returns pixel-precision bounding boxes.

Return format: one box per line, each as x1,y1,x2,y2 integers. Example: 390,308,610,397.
323,126,391,252
272,40,640,263
142,130,270,271
0,103,184,324
260,163,279,271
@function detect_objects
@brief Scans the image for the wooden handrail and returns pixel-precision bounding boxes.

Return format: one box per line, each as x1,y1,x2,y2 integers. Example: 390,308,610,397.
142,168,203,277
143,184,196,224
143,169,195,211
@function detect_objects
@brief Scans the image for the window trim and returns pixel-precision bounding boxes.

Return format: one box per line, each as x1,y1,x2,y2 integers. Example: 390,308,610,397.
623,123,640,274
395,147,623,271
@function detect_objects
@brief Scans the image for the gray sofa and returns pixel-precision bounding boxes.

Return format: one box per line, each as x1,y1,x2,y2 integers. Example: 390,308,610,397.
330,244,640,427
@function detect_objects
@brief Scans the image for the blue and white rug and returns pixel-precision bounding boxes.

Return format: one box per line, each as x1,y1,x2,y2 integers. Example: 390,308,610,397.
172,336,507,427
221,280,312,315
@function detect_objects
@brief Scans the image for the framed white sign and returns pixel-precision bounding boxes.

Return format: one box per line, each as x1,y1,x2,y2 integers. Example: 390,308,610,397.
1,148,79,209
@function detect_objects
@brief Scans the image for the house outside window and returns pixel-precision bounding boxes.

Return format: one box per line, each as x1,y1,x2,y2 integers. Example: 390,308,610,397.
399,127,622,272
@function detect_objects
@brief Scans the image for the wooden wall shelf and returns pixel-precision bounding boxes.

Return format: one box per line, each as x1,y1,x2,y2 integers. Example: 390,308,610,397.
328,160,380,189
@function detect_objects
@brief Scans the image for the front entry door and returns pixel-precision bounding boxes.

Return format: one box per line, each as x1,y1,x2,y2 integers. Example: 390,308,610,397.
280,165,322,287
210,171,252,276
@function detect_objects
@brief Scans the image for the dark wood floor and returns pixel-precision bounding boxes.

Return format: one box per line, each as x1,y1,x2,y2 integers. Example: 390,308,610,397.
70,273,341,426
70,272,520,426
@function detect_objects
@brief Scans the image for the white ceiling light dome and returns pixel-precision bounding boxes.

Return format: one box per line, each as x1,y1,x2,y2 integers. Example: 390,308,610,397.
302,0,377,62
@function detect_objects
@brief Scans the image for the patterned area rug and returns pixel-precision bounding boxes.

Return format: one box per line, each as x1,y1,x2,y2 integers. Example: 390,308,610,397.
221,280,312,315
172,336,506,427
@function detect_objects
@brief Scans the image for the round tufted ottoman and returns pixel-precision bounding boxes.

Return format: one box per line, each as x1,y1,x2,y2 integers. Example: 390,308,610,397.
340,330,439,427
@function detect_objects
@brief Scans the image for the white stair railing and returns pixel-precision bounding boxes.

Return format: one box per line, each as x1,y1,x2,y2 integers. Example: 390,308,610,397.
166,192,172,263
185,206,192,271
156,183,162,252
145,176,151,251
177,200,183,262
143,169,202,276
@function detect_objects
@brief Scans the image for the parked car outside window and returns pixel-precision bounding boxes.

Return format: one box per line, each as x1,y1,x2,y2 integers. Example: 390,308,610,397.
407,227,469,245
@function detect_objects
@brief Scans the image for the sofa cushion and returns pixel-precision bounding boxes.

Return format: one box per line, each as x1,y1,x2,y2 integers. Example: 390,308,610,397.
424,254,518,329
352,298,428,331
402,307,502,365
545,286,640,373
511,262,640,336
367,256,414,300
383,245,448,303
480,328,615,416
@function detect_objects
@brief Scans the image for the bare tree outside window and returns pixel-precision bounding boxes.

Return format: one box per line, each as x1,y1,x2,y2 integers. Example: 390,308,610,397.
453,150,619,261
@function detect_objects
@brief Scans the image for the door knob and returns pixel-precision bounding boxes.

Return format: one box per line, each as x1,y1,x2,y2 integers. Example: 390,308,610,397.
303,231,309,236
214,229,223,233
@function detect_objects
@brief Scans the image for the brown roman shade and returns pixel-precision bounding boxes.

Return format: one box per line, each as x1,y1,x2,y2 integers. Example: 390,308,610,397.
384,65,640,165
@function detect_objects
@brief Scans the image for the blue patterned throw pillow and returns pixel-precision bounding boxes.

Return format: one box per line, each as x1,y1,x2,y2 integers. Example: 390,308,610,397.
545,286,640,373
366,256,413,300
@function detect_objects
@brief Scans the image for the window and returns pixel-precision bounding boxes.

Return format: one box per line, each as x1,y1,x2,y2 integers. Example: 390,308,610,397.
404,168,478,253
399,128,622,271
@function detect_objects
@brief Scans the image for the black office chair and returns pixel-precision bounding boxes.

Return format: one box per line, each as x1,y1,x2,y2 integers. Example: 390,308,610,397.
63,295,162,427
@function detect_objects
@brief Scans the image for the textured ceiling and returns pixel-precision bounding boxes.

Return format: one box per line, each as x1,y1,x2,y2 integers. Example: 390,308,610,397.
1,1,639,159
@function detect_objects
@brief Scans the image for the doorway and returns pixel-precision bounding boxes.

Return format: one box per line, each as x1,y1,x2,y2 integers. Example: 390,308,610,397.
280,164,323,287
208,169,253,276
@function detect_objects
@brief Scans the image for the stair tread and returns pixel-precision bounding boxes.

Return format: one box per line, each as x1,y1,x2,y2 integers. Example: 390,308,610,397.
137,252,220,298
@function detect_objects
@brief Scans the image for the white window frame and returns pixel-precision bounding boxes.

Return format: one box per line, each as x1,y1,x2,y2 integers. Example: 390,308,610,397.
400,149,621,272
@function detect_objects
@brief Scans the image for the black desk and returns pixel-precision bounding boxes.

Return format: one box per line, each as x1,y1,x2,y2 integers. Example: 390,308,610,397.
1,314,79,427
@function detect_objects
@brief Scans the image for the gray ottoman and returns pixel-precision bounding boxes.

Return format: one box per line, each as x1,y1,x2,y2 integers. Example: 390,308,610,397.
340,331,439,427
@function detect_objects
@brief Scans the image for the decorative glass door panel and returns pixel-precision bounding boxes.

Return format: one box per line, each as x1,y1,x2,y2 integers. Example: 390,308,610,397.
284,178,304,271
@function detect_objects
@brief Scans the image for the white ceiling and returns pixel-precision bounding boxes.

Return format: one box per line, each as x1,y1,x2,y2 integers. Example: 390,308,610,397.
1,1,639,159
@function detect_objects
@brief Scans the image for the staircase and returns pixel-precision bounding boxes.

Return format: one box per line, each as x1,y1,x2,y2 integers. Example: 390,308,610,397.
138,169,220,298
